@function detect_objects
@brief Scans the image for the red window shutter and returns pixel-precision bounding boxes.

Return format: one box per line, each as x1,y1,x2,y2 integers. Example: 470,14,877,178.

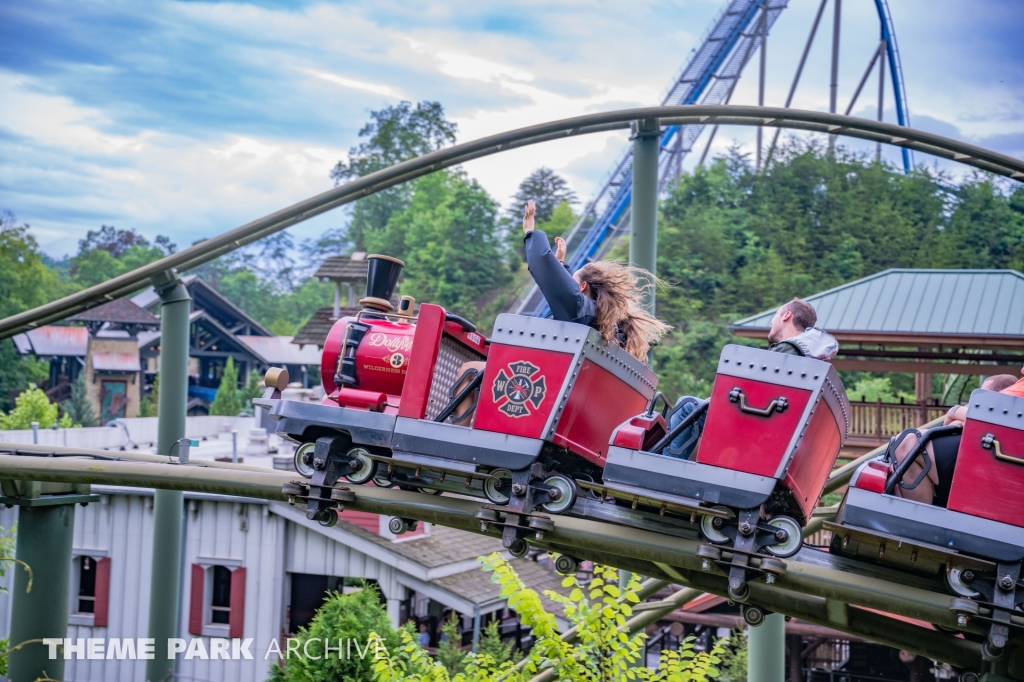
93,557,112,627
229,567,246,639
189,564,205,635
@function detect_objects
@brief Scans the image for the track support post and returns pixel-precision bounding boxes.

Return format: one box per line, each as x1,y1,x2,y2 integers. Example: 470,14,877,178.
630,117,660,317
7,503,75,682
145,270,191,682
749,612,786,682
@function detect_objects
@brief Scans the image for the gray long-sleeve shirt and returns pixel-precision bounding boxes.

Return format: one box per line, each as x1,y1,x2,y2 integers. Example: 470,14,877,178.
524,229,597,327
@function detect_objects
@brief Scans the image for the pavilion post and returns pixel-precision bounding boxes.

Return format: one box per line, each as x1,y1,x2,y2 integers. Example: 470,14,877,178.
145,270,191,682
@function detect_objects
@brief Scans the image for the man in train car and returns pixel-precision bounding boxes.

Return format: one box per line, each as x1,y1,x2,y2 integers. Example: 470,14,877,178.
896,374,1019,507
943,373,1019,427
664,298,838,459
765,298,839,359
1000,363,1024,398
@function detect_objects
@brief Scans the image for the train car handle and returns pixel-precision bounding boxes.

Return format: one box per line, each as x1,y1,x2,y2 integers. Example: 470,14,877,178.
728,387,788,417
644,391,670,418
982,433,1024,465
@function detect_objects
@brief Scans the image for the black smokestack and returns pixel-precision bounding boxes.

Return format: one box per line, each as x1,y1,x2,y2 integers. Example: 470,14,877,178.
361,254,404,312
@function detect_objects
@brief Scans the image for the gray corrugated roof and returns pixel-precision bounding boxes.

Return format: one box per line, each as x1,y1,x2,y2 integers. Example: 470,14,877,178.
732,269,1024,337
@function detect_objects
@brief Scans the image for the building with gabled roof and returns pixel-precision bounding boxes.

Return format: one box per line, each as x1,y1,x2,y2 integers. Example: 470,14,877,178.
0,485,569,682
293,253,369,349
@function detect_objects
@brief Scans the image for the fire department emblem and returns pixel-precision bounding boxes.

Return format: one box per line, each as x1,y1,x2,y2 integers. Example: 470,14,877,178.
492,361,547,418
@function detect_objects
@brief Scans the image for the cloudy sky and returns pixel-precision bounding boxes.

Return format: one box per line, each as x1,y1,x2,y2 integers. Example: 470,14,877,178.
2,0,1022,257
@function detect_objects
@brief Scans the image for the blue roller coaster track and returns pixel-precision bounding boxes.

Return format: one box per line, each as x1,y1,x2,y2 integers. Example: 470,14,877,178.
515,0,912,318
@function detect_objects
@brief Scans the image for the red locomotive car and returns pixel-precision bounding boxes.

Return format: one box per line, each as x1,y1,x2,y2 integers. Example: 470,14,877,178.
263,254,656,554
828,389,1024,660
596,344,850,596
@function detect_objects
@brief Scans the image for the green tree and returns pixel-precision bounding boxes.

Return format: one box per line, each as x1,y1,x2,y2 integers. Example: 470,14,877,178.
70,225,173,288
435,612,467,676
209,358,244,416
506,168,577,223
61,373,99,427
370,556,726,682
330,101,458,251
372,170,513,318
0,215,69,410
0,384,75,430
268,584,401,682
475,620,514,668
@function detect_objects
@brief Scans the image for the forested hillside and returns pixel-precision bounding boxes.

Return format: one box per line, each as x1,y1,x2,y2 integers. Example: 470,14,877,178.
646,143,1024,400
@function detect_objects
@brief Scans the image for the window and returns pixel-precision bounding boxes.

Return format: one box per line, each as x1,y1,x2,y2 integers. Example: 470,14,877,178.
76,556,97,613
69,555,110,627
189,562,246,637
210,565,232,625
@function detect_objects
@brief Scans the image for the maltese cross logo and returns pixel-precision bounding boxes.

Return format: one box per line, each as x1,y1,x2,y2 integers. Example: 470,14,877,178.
491,361,547,419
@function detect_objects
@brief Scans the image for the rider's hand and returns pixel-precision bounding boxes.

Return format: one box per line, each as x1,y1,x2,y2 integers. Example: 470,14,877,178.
522,200,536,234
554,236,567,262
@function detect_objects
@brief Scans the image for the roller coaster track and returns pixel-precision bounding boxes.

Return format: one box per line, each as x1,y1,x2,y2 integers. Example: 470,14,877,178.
0,437,1010,674
0,105,1021,340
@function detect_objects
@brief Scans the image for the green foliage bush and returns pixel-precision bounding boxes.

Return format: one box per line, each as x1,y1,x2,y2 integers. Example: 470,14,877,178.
370,556,726,682
0,384,75,430
268,584,401,682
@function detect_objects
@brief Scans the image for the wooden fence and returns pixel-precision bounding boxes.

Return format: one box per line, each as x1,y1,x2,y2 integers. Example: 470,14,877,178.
847,401,949,441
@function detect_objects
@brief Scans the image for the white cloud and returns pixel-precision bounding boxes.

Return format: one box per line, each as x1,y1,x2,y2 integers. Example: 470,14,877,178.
3,0,1022,259
304,69,405,99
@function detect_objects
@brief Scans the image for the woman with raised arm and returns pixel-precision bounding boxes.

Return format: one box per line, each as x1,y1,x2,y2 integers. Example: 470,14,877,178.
521,199,670,362
450,201,669,422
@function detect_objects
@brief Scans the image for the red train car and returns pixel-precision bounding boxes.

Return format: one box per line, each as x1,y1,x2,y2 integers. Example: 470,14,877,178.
262,254,657,553
598,344,849,597
829,389,1024,659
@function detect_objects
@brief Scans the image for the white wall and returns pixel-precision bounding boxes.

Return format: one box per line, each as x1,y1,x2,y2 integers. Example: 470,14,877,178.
0,415,254,450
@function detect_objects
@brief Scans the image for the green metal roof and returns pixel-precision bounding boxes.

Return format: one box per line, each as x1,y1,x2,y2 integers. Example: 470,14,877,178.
732,269,1024,338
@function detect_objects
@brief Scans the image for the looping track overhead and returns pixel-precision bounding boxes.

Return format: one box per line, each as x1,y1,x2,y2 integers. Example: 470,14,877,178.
0,105,1021,340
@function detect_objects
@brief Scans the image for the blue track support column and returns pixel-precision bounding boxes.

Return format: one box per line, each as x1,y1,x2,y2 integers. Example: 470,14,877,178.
7,503,74,682
630,118,660,316
146,270,192,682
749,613,785,682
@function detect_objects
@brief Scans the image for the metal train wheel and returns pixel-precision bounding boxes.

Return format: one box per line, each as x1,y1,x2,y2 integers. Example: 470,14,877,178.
540,474,577,515
372,474,395,488
317,510,339,528
508,539,530,558
484,468,513,504
554,555,580,576
343,448,377,485
946,566,982,599
699,506,735,544
293,442,316,478
764,516,803,558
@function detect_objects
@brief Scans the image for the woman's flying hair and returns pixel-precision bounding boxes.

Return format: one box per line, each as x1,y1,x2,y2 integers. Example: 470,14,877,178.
575,260,671,362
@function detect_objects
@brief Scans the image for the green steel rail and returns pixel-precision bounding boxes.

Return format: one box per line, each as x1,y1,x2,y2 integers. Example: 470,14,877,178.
0,451,1012,673
1,105,1022,339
